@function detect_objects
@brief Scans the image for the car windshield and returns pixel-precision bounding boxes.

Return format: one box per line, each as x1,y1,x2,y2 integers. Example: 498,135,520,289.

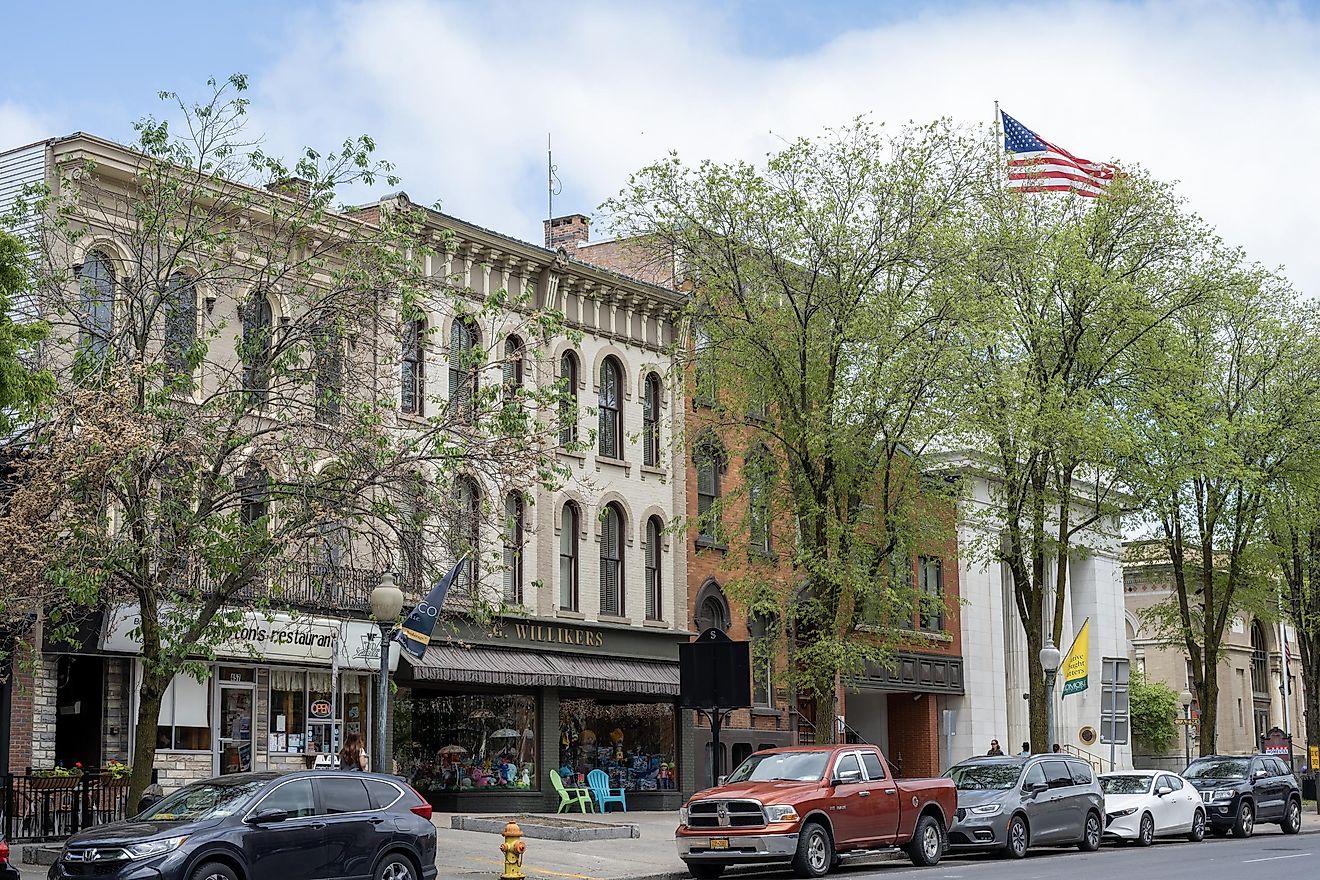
725,752,829,783
946,763,1021,791
1184,759,1249,781
139,779,269,821
1101,775,1154,794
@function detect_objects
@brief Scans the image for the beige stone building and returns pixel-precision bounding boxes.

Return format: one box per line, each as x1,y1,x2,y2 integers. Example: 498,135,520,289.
1123,544,1307,770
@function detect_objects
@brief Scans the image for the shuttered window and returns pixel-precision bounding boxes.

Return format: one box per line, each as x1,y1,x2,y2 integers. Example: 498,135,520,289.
598,357,622,458
599,503,623,616
645,516,663,620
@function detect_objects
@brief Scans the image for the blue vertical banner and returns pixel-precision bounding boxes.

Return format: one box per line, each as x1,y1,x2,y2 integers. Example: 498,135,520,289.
395,558,467,660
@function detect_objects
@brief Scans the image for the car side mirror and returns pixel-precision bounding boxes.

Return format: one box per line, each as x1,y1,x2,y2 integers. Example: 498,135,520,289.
716,775,727,787
1025,782,1048,796
1156,786,1173,797
1253,769,1268,780
248,808,289,824
834,769,863,786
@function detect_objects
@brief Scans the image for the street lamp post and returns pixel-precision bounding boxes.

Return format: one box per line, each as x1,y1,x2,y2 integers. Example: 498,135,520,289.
1040,638,1062,753
1179,688,1194,767
369,572,405,774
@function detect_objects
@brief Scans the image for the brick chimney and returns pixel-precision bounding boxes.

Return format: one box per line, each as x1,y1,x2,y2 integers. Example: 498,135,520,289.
544,214,590,251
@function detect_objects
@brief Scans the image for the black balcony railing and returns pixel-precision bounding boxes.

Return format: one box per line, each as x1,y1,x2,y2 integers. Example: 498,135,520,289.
216,561,387,615
2,772,132,842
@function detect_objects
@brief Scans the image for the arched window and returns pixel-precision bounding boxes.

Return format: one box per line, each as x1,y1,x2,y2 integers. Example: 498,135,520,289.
238,465,269,528
598,357,623,459
448,318,478,423
558,351,579,445
163,272,196,380
398,478,425,594
241,293,274,396
645,516,663,621
503,493,524,605
643,373,662,466
1251,621,1269,695
748,613,775,707
600,502,624,616
400,318,425,416
503,336,524,407
559,501,580,610
453,477,480,596
695,581,729,632
78,251,115,357
694,434,727,544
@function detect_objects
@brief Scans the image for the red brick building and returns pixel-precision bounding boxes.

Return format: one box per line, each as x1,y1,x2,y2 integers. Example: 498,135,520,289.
554,216,964,783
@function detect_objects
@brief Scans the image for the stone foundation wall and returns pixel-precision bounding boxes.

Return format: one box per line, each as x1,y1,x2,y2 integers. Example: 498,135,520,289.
31,657,58,769
154,752,213,792
102,659,131,764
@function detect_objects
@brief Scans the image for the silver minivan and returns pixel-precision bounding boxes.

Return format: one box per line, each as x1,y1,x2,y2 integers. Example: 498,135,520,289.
946,755,1105,858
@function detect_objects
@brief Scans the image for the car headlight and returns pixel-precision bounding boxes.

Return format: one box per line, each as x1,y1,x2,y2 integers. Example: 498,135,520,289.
1212,789,1236,801
679,806,689,825
1109,807,1137,817
764,805,800,823
968,804,1002,816
126,837,187,860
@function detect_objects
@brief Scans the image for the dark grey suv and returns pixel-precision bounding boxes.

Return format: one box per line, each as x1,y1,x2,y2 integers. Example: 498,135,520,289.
946,755,1105,858
1183,754,1302,837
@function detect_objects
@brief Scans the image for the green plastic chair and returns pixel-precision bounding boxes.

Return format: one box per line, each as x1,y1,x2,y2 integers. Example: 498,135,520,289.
549,770,594,813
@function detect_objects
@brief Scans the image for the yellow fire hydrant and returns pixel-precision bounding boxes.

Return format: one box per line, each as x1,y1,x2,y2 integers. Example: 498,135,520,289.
499,821,527,880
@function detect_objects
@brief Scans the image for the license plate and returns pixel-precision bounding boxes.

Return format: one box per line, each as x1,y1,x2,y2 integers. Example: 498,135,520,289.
708,838,730,850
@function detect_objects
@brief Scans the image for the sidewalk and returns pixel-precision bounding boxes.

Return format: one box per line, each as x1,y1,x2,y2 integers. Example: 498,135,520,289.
433,810,694,880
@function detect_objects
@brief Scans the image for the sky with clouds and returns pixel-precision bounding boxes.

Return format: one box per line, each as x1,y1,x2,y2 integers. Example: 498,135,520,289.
3,0,1320,294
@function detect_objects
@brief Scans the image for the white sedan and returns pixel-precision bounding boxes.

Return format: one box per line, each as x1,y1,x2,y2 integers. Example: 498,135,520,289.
1100,770,1207,846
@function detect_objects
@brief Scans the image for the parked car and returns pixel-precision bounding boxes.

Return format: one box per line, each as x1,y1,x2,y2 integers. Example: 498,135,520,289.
1182,754,1302,837
1099,770,1205,845
945,754,1104,858
675,745,957,878
47,771,437,880
1,835,20,880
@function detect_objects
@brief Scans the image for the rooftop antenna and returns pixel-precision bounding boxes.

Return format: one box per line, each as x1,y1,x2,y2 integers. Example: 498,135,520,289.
547,133,562,221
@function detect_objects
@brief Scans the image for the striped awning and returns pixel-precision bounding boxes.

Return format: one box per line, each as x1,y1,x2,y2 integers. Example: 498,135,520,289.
405,643,680,696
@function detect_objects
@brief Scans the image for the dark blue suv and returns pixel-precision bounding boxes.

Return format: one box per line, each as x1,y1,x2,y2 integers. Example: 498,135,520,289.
1183,754,1302,838
48,771,437,880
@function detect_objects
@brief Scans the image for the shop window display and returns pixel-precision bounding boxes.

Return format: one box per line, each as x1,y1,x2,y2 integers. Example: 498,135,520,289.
394,692,538,794
558,698,677,791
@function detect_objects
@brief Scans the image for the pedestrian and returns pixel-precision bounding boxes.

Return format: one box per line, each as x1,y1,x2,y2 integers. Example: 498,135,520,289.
338,732,369,771
987,739,1004,756
1018,742,1031,757
1051,743,1061,754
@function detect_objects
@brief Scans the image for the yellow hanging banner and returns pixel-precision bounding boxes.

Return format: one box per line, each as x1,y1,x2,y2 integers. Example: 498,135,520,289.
1061,618,1090,697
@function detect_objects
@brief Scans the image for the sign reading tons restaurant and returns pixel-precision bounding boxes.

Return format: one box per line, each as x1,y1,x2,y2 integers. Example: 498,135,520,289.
100,604,398,671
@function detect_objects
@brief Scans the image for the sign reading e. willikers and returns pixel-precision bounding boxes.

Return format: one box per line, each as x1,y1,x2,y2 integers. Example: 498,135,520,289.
679,628,751,787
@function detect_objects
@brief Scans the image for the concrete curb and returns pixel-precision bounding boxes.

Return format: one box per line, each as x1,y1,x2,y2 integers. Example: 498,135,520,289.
451,814,641,841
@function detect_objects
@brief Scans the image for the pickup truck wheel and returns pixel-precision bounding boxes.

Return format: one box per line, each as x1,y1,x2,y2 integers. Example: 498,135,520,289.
907,814,945,867
1003,814,1029,859
686,864,725,880
791,821,833,878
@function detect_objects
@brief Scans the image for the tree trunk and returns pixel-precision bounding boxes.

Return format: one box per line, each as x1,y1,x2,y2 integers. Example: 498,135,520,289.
1197,669,1219,757
128,670,168,809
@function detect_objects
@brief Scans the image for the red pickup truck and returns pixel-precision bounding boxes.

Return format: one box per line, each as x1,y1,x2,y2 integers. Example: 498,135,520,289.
675,745,957,879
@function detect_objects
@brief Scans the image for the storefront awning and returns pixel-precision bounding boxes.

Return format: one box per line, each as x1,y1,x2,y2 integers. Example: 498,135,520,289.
405,643,680,696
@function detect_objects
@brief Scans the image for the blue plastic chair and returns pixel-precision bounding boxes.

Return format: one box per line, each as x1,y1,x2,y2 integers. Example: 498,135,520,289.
586,769,627,813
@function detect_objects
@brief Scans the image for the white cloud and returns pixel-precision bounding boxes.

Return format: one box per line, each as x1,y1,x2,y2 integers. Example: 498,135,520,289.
0,101,52,153
252,0,1320,294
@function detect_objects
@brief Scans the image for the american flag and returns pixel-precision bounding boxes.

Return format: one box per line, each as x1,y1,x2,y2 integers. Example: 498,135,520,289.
1001,110,1117,197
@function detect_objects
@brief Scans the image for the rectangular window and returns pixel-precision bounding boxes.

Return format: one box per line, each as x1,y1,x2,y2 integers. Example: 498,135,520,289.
268,669,306,754
392,692,539,792
157,671,212,751
557,698,677,791
400,319,424,415
918,556,944,633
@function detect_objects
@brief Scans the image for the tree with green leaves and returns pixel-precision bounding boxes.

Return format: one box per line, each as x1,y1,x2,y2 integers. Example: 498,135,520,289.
957,166,1214,750
1127,269,1320,755
0,76,568,804
606,120,983,741
1129,670,1180,757
0,230,54,437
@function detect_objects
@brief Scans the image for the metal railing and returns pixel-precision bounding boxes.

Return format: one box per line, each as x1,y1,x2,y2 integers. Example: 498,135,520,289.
1060,743,1115,773
210,560,391,614
1,772,132,842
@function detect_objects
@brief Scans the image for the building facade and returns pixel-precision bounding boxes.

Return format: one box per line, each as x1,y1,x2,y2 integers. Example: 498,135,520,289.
1124,546,1308,770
